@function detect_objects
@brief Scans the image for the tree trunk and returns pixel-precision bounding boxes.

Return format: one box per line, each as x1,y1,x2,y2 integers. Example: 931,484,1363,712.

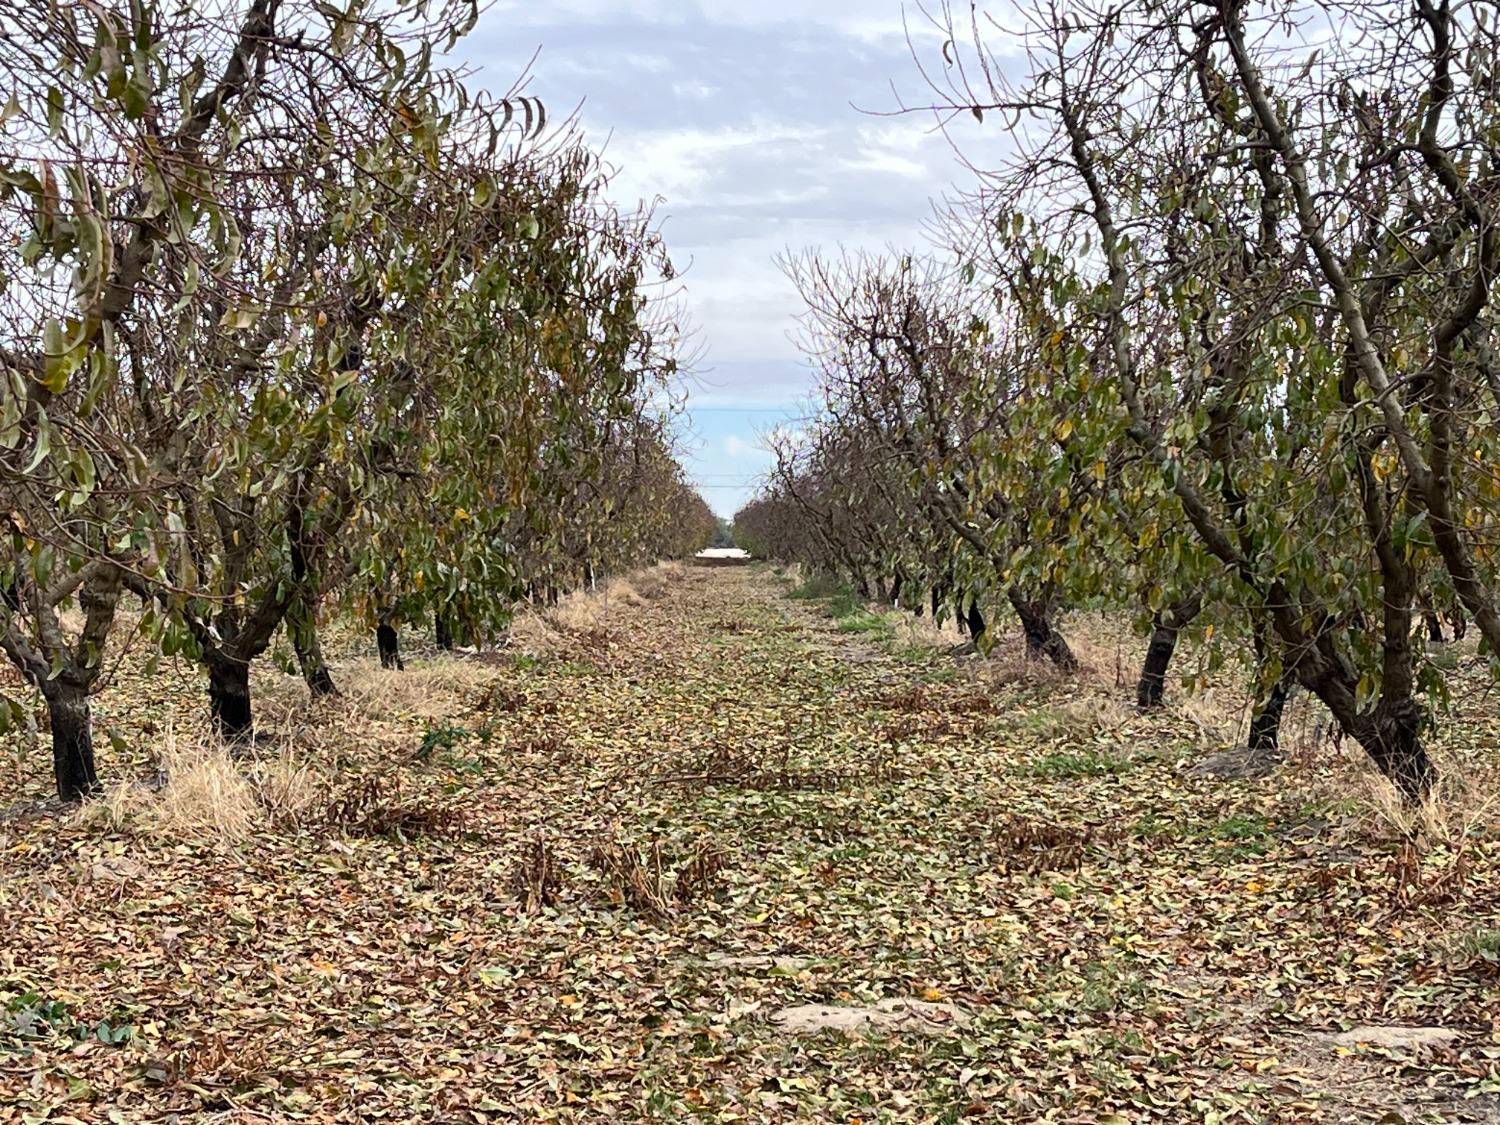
1007,588,1078,671
1424,612,1445,644
963,602,987,644
288,596,338,697
890,573,905,609
45,682,98,803
377,622,403,670
435,612,454,652
1247,672,1294,753
1137,627,1177,709
1137,593,1202,708
930,586,941,619
209,658,253,742
1355,700,1437,804
1295,667,1437,804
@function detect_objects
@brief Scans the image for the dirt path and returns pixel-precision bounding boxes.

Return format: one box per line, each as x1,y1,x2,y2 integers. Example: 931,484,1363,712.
1,565,1496,1122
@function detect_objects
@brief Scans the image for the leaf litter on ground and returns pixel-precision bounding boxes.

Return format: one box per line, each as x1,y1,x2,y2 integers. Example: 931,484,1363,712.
0,565,1497,1122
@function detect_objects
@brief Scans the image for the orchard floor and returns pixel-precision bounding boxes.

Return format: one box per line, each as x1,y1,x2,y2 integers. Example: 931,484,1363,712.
1,564,1498,1123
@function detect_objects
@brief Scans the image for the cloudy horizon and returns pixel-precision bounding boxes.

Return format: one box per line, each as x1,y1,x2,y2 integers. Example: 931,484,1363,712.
465,1,996,517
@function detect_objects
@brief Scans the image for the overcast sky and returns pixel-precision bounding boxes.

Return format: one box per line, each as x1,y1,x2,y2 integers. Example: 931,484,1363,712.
466,1,993,517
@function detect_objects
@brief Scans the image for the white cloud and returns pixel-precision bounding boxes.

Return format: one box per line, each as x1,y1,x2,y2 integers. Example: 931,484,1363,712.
489,0,949,42
602,121,828,206
463,0,1008,513
844,149,929,179
671,80,718,100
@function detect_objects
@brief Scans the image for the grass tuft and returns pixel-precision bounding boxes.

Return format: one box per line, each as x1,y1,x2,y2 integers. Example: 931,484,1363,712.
73,729,322,843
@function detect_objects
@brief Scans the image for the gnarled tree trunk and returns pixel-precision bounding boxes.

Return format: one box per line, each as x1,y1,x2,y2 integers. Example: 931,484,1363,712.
377,620,403,670
208,657,253,742
1247,671,1294,754
1292,624,1437,804
44,681,98,803
288,595,337,696
963,601,986,644
1354,700,1436,804
1,564,122,801
1007,588,1077,671
1137,592,1202,708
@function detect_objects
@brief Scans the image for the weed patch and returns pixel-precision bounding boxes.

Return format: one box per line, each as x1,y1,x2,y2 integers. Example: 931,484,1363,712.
1027,749,1131,779
993,815,1112,874
589,833,729,920
510,834,562,913
323,776,463,839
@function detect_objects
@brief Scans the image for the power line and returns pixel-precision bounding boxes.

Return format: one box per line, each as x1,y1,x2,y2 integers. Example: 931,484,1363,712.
685,407,813,416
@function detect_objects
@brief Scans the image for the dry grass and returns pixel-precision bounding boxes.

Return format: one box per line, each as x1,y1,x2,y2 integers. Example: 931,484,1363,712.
1031,613,1348,756
337,659,498,723
1346,749,1500,849
867,606,1133,694
957,614,1126,697
588,831,729,920
889,611,966,650
511,833,562,913
255,657,500,730
508,562,685,656
879,610,1488,814
1052,612,1137,689
1042,693,1136,739
71,728,325,843
1170,687,1249,750
249,748,327,831
632,561,685,599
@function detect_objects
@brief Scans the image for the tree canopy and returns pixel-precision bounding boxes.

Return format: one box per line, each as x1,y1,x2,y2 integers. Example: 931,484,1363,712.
0,0,712,799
